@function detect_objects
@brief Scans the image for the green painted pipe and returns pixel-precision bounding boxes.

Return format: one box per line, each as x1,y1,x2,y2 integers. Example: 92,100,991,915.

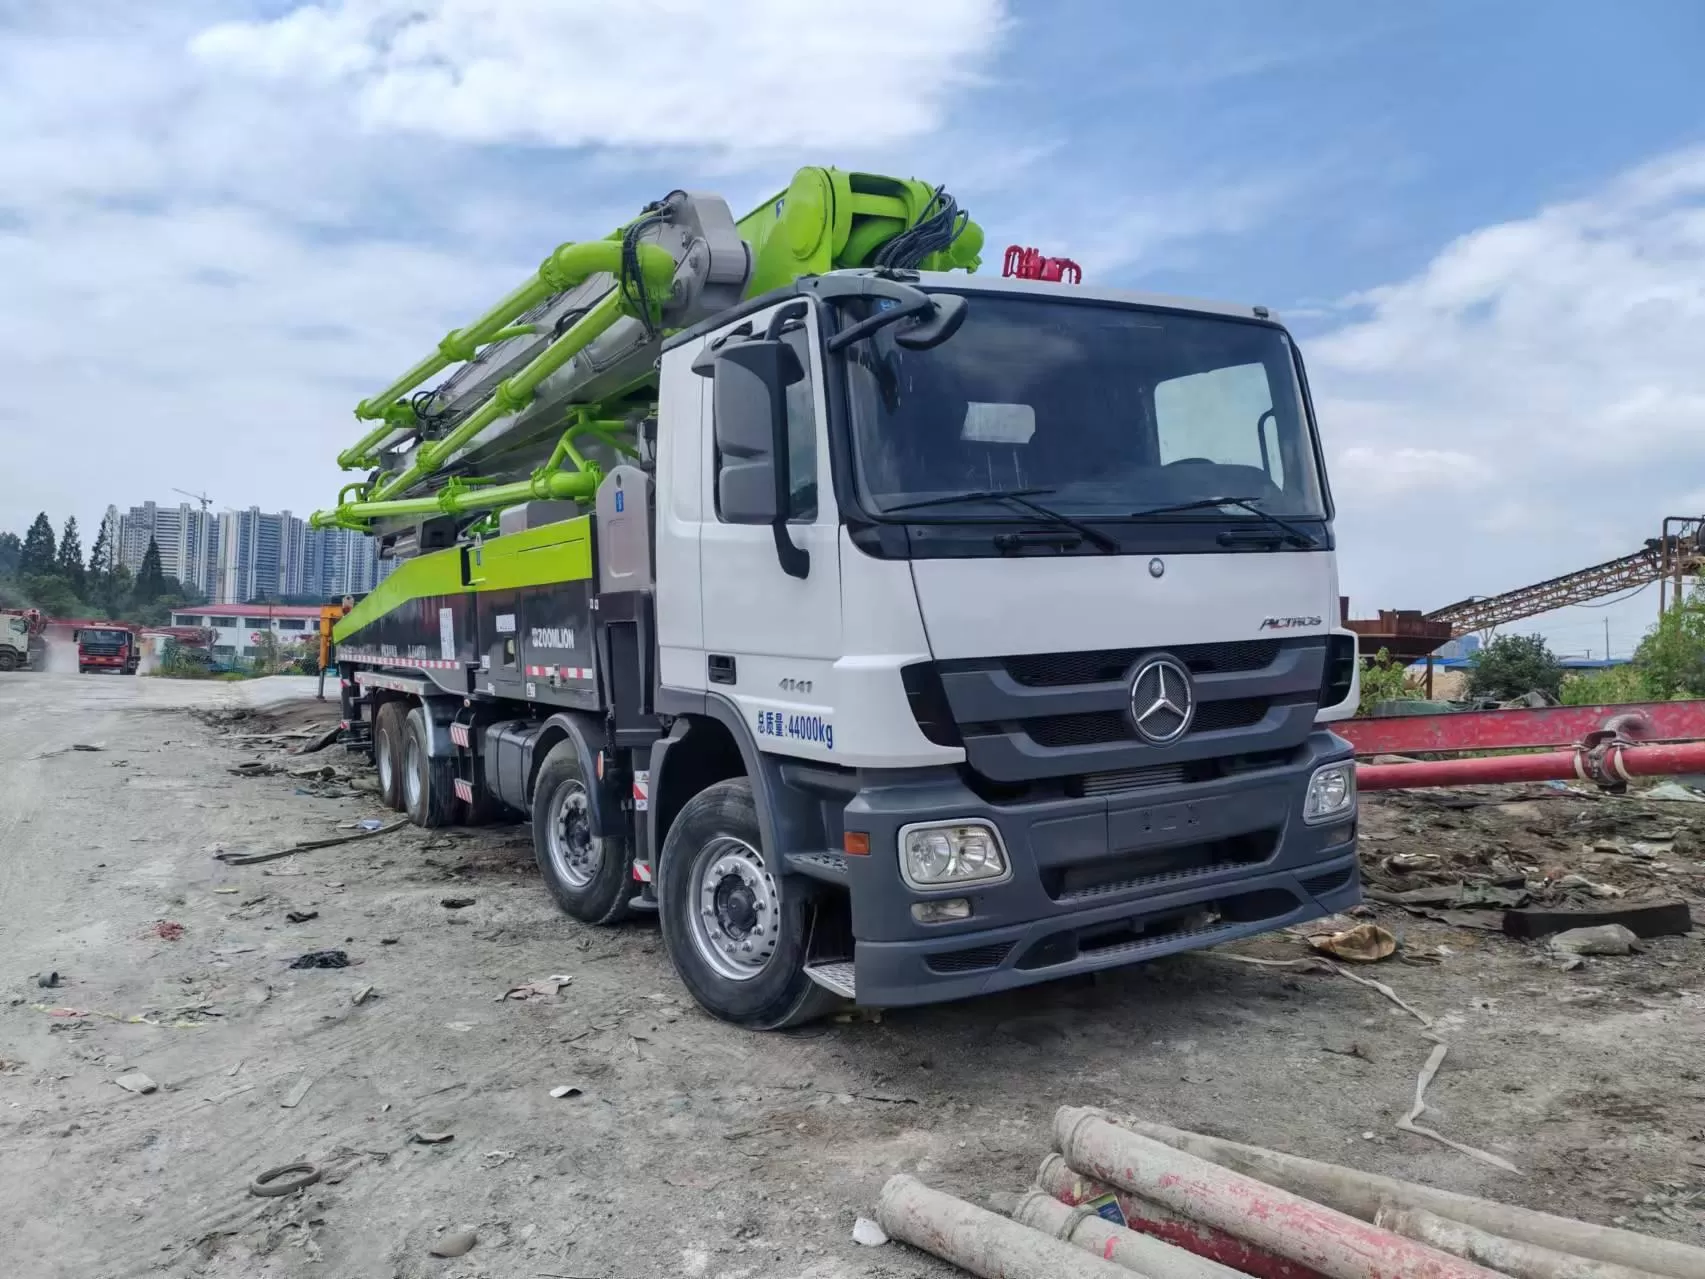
367,295,614,502
314,466,600,528
340,240,672,468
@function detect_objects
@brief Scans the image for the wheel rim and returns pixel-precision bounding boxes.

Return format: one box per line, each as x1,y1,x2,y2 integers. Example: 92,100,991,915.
403,733,423,812
376,728,394,793
545,779,599,889
688,836,780,982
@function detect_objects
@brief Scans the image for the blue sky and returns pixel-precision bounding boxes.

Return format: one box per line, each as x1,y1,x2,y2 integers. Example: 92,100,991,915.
2,0,1703,659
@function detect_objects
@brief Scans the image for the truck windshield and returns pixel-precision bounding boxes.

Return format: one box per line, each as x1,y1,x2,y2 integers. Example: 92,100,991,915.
843,294,1326,523
83,630,127,643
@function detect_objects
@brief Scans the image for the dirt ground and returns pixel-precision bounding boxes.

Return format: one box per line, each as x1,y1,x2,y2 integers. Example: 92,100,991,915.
1,671,1701,1279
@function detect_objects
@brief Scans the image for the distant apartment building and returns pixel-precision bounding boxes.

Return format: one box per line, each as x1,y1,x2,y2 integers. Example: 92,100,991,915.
115,499,391,604
307,525,392,596
116,501,220,597
214,507,307,603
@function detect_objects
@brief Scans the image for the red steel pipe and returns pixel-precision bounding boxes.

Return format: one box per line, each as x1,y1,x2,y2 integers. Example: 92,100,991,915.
1357,739,1705,791
1037,1153,1329,1279
1337,700,1705,757
1054,1108,1505,1279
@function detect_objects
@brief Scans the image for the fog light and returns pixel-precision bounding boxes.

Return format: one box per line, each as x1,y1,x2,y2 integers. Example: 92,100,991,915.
899,821,1009,889
912,898,972,923
1304,762,1356,824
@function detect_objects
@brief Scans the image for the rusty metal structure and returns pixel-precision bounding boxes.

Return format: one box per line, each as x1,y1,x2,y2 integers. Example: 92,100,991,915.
1339,602,1455,661
1425,516,1705,636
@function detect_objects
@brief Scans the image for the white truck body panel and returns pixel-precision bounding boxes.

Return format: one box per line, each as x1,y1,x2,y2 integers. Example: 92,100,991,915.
909,551,1338,659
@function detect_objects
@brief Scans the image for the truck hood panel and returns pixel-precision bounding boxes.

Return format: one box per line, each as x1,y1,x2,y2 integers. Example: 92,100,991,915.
909,551,1337,659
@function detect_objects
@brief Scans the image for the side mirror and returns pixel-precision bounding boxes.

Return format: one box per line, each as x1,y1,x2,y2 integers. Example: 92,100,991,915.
711,339,810,578
895,292,968,350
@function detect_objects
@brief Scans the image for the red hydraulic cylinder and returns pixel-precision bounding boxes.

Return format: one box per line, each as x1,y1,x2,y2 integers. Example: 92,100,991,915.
1356,739,1705,791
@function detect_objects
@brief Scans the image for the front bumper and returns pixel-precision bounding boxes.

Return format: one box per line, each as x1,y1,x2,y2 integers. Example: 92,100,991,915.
840,730,1359,1007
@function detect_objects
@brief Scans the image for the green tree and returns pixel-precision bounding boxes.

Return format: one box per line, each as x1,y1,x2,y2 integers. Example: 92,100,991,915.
96,564,134,618
21,574,82,618
1357,647,1422,715
55,516,85,594
1560,663,1651,706
87,520,112,582
20,513,56,577
0,531,20,577
1467,633,1563,701
135,538,165,602
1633,586,1705,698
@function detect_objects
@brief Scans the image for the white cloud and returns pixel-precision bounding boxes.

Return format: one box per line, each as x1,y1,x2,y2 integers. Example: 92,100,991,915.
1331,445,1487,497
1304,145,1705,650
0,1,1011,542
192,0,1006,151
6,0,1323,558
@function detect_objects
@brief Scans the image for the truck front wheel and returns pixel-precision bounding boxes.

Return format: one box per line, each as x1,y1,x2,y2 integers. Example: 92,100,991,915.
531,741,634,924
402,707,457,828
658,779,838,1030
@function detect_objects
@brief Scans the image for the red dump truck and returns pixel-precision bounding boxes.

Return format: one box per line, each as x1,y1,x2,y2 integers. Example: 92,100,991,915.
77,625,140,675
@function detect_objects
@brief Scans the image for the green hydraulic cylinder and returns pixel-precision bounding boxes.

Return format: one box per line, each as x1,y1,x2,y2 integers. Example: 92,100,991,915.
316,466,601,529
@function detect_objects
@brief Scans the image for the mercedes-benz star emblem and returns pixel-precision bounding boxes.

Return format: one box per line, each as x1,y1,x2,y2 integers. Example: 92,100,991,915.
1148,557,1165,578
1129,656,1195,744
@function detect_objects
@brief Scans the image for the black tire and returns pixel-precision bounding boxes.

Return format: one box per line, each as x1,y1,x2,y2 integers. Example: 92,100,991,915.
402,707,457,828
0,651,15,672
373,702,406,811
530,741,634,924
657,779,839,1030
462,769,505,826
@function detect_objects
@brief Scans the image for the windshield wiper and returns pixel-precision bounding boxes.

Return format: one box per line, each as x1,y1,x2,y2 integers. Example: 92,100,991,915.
883,486,1055,514
1125,495,1320,549
883,488,1118,552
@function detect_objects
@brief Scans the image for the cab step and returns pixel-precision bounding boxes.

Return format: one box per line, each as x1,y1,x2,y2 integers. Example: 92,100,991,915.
802,961,856,1000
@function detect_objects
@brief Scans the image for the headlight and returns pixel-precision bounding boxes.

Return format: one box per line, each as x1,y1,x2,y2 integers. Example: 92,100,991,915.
900,821,1009,889
1304,762,1356,824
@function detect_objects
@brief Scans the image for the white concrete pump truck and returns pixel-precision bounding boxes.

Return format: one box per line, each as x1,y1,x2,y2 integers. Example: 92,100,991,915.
313,167,1362,1029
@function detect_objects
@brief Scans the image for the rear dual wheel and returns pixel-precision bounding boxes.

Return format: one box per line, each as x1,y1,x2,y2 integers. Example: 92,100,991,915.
373,702,405,810
401,707,457,828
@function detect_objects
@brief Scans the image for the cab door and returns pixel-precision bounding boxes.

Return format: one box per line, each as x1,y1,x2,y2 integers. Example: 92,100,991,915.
697,299,844,762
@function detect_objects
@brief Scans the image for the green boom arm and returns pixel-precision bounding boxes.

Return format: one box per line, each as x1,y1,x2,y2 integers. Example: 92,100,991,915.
312,167,982,534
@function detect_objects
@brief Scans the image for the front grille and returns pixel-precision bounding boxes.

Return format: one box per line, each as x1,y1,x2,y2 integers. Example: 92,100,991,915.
1302,866,1356,897
1055,862,1262,902
1024,698,1268,748
1045,832,1276,901
1195,699,1270,732
1077,763,1188,797
1026,710,1128,747
924,942,1014,975
1003,639,1280,687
